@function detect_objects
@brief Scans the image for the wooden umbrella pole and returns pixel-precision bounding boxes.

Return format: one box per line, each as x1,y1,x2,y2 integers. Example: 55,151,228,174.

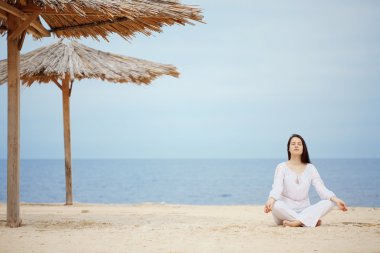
62,74,73,205
7,14,22,228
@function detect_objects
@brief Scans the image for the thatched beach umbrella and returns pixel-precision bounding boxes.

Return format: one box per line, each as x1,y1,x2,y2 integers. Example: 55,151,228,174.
0,0,203,227
0,39,179,205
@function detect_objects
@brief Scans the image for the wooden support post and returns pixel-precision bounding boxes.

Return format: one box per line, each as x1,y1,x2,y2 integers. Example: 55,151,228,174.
53,79,62,90
7,14,21,228
17,30,27,51
8,11,41,41
69,80,74,97
62,74,73,205
0,2,50,37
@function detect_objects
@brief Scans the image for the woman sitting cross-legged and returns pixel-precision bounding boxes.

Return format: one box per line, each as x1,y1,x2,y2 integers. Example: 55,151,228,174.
264,134,348,227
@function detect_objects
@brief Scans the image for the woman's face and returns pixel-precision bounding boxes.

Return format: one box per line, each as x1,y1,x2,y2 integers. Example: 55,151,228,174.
289,137,303,156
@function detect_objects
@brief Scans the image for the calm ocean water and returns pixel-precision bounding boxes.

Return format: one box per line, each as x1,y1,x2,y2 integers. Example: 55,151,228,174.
0,159,379,207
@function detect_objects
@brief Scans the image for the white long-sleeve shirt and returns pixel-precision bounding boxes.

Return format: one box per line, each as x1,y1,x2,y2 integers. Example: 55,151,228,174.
269,162,335,211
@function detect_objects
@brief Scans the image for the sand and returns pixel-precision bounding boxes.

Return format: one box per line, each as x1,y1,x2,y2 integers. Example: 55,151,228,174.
1,203,379,253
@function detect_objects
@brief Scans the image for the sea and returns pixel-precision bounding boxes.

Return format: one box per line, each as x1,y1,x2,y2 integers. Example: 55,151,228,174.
0,159,379,207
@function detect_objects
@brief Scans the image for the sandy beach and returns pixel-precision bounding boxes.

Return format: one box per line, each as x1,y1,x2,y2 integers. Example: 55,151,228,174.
0,203,379,253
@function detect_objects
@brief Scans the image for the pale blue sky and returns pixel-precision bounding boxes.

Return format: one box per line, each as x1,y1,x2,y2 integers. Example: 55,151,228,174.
1,0,379,159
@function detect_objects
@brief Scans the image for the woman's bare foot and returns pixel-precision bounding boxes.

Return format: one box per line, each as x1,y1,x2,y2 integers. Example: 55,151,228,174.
316,220,322,227
283,220,302,227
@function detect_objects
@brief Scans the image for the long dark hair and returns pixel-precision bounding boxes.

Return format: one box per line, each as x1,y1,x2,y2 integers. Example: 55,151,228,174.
287,134,311,164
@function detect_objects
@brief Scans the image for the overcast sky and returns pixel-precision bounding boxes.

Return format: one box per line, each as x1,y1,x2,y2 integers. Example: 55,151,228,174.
1,0,379,159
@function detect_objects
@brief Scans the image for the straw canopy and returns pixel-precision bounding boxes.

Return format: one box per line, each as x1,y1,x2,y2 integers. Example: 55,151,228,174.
0,0,203,40
0,40,179,85
1,0,203,228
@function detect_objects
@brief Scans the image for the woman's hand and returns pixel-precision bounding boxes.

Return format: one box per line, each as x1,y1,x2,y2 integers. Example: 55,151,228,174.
331,196,348,211
264,197,276,213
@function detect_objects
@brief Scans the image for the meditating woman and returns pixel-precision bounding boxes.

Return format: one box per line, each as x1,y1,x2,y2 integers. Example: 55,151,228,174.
264,134,347,227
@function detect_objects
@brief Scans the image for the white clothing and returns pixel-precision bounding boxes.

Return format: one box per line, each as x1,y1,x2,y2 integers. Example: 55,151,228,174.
272,199,335,227
269,162,336,227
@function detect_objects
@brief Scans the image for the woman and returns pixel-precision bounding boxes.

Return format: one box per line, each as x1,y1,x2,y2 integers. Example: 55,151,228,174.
264,134,347,227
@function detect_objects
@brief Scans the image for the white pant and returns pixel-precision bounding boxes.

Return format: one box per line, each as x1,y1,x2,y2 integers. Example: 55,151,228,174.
272,200,335,227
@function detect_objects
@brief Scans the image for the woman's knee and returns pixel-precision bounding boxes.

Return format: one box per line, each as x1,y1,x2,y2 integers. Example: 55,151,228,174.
318,199,335,208
272,201,291,217
272,200,286,212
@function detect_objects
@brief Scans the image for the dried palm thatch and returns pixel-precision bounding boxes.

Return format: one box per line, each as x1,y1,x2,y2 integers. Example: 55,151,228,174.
0,0,204,40
0,39,179,85
2,0,202,227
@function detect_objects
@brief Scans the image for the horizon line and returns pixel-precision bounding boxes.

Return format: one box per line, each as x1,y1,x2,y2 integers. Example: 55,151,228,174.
0,157,379,160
